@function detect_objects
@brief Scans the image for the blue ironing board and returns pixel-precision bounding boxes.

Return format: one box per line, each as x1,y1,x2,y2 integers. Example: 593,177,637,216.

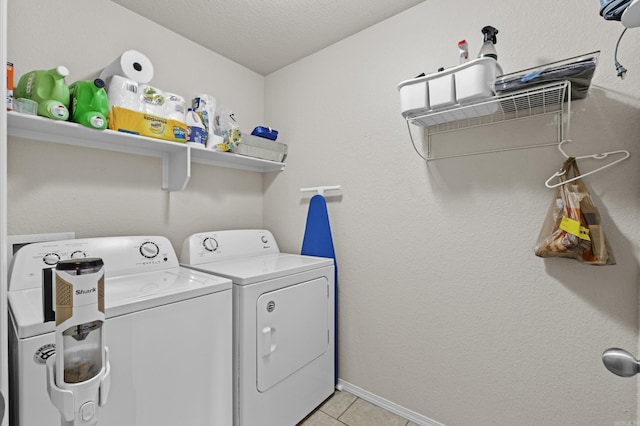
301,194,338,385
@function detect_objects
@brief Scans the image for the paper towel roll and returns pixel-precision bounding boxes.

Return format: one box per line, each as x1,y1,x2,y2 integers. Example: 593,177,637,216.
108,76,187,123
100,50,154,84
106,75,142,112
139,84,166,115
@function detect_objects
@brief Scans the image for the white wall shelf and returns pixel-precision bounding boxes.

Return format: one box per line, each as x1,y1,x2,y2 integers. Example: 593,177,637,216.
7,111,285,191
405,81,570,161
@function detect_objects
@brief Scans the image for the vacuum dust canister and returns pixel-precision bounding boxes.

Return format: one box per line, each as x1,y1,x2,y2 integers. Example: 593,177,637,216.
47,257,111,426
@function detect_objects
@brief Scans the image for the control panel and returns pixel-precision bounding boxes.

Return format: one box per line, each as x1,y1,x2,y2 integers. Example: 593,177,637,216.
180,229,280,265
8,236,179,291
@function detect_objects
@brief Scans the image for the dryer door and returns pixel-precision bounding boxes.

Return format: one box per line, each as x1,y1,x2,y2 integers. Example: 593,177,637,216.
256,277,329,392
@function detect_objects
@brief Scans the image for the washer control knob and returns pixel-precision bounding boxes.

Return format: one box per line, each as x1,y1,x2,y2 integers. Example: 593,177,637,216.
43,253,60,266
261,235,268,244
203,237,218,252
140,241,159,259
70,250,86,259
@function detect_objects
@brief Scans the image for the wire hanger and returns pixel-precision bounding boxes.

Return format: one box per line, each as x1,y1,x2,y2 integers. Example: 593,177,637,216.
545,140,630,188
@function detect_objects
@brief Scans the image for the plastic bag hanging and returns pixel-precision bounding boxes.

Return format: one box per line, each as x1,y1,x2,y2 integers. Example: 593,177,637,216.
534,157,615,265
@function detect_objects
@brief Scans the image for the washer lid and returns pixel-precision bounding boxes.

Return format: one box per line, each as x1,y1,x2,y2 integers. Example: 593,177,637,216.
9,267,231,339
184,253,333,285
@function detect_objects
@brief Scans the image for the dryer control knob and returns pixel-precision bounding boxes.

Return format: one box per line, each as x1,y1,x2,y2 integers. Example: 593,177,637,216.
203,237,218,252
70,250,87,259
43,253,60,266
140,241,159,259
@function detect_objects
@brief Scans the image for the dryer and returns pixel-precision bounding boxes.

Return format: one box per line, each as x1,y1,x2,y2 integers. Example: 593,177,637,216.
8,236,233,426
180,229,335,426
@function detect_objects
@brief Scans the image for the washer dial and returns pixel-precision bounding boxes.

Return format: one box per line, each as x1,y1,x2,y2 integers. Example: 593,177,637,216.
140,241,159,259
203,237,218,252
43,253,60,266
70,250,87,259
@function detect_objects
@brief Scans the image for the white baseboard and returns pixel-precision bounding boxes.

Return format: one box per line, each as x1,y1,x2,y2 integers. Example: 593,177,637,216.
336,379,447,426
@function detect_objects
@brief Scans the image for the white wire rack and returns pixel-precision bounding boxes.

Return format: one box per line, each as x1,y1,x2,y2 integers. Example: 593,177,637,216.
405,81,571,161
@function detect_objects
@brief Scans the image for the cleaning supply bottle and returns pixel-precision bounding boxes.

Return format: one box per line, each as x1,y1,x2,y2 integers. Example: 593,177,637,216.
458,40,469,64
186,108,207,146
14,66,70,120
478,26,499,60
7,62,14,110
69,78,109,130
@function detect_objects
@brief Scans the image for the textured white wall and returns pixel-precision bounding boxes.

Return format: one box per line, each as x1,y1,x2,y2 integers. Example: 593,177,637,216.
6,0,640,424
264,1,640,425
6,0,266,249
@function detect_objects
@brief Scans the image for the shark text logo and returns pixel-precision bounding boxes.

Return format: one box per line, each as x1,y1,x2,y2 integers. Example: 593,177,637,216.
76,288,97,296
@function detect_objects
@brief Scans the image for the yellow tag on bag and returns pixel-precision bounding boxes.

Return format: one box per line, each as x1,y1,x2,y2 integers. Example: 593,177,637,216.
559,216,591,241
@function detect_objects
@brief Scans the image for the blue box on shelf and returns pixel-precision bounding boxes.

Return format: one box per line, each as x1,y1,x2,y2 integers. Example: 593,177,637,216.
251,126,278,140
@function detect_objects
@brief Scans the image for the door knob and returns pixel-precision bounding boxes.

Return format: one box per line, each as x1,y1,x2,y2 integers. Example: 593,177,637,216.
602,348,640,377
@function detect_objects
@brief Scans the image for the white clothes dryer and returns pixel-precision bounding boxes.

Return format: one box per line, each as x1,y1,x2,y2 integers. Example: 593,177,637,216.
180,229,335,426
8,236,233,426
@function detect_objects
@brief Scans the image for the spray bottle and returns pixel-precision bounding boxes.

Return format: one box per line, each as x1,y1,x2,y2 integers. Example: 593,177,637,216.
69,79,109,130
478,26,499,60
14,66,70,120
458,40,469,64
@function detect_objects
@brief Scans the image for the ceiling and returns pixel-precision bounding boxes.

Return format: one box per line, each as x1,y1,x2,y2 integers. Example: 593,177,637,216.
111,0,425,75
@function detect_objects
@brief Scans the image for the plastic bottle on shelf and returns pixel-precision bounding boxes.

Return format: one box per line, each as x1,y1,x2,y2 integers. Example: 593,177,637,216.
7,62,14,110
186,108,207,147
14,66,70,120
478,26,499,60
458,40,469,64
68,78,109,130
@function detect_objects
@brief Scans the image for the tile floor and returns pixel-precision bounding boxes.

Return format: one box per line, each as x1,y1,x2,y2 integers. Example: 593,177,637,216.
298,390,420,426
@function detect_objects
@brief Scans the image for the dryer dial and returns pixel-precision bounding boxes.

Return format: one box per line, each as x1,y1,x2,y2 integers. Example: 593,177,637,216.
70,250,87,259
140,241,159,259
203,237,218,252
43,253,60,266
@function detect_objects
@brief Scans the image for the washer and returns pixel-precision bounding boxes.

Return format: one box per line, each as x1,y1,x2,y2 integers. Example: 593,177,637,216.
180,229,335,426
8,236,233,426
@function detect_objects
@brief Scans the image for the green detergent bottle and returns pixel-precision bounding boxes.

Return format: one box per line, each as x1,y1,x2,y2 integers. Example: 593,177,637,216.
14,66,70,120
69,78,109,130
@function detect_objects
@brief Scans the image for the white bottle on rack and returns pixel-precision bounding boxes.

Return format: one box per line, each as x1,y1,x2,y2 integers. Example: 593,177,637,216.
186,108,207,147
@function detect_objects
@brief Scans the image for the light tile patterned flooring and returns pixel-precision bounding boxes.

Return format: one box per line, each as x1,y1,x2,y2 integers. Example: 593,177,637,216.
298,390,420,426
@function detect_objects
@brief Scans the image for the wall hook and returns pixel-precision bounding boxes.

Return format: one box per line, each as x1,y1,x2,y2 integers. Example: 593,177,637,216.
300,185,341,196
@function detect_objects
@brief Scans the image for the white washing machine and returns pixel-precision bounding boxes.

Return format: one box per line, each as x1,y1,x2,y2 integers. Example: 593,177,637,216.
8,236,233,426
180,229,335,426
